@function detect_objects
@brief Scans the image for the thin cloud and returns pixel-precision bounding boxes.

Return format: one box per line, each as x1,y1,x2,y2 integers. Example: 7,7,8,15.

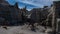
6,0,53,11
17,0,44,8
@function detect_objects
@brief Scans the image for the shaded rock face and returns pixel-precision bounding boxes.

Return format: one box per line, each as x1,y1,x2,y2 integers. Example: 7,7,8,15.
53,1,60,34
0,0,22,26
30,8,49,23
0,0,9,5
53,1,60,18
0,0,5,3
30,8,41,22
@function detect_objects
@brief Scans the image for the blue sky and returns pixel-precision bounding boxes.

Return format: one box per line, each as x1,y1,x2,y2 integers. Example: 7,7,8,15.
6,0,53,11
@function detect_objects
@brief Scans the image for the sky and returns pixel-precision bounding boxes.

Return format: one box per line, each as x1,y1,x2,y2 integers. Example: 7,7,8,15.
6,0,53,11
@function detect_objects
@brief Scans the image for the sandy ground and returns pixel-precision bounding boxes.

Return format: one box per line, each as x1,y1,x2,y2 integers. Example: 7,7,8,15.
0,25,52,34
